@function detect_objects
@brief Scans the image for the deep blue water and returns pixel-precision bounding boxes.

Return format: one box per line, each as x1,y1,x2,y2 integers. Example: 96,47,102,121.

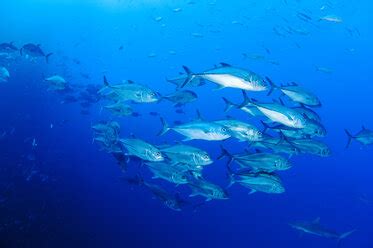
1,0,373,247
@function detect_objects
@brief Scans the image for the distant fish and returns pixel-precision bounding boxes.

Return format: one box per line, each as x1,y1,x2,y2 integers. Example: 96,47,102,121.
0,67,10,83
345,126,373,148
289,218,355,246
20,43,53,63
319,15,343,23
0,42,18,53
162,90,198,106
44,75,68,91
191,32,204,38
173,8,182,12
315,66,333,74
154,16,163,22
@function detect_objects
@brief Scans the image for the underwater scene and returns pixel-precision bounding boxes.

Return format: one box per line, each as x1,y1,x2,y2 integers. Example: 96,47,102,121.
1,0,373,247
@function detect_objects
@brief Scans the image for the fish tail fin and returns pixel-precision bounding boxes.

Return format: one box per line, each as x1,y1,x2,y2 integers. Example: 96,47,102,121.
337,229,356,247
217,145,234,165
238,90,253,108
226,165,235,188
122,174,144,186
180,65,195,88
222,97,237,112
157,117,170,136
266,77,277,96
20,48,23,56
45,53,53,63
261,120,271,133
344,129,354,148
103,76,110,86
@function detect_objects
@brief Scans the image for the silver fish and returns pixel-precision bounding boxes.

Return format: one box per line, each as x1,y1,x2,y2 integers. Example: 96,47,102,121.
181,63,268,91
119,138,164,162
158,117,231,141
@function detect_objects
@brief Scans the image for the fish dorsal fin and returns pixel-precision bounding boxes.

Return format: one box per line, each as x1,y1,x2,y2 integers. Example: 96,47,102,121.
37,44,41,47
129,133,136,138
362,125,367,130
196,109,204,121
103,76,109,86
312,217,320,224
220,62,231,67
290,82,298,86
225,115,234,119
255,149,262,153
127,80,135,84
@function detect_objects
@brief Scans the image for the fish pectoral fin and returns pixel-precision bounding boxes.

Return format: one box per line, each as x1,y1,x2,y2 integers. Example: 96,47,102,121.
248,189,257,195
212,85,226,91
205,198,212,202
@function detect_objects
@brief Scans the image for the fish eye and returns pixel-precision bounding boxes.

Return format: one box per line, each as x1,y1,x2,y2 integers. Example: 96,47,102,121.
203,155,209,160
222,128,227,132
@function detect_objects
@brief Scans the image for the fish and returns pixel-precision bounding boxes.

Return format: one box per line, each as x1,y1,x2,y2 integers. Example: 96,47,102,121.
160,144,213,167
188,178,229,201
44,75,68,91
345,126,373,148
166,73,205,88
98,76,160,103
222,97,263,117
181,63,268,91
0,42,18,53
315,66,333,74
319,15,343,23
0,67,10,83
228,171,285,194
161,90,198,107
239,91,308,129
250,135,300,155
20,43,53,63
267,79,321,107
91,121,120,136
158,115,231,141
262,119,327,139
145,162,189,185
119,138,164,162
290,139,331,157
214,119,263,142
293,106,322,123
104,102,136,117
125,176,185,211
289,218,355,246
218,146,291,172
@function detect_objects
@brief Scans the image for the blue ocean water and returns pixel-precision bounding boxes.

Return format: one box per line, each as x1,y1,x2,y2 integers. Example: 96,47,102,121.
1,0,373,247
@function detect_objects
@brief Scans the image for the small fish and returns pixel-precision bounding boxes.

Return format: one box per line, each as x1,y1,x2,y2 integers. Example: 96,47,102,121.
289,218,355,246
44,75,68,91
0,67,10,83
20,43,53,63
319,15,343,23
345,126,373,148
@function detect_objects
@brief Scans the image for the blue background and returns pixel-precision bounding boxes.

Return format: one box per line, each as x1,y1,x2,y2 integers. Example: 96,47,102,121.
0,0,372,247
